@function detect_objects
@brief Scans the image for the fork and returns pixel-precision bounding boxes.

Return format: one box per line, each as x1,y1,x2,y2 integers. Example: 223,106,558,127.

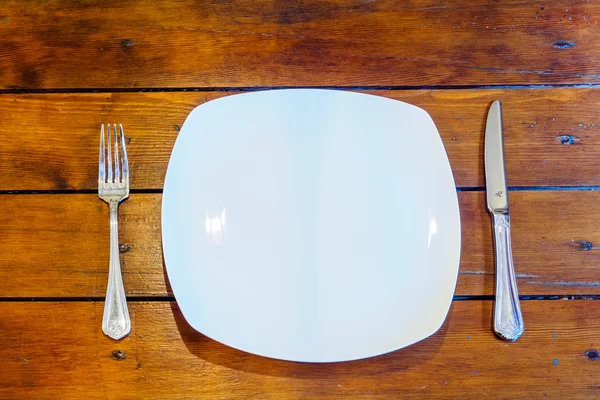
99,124,131,340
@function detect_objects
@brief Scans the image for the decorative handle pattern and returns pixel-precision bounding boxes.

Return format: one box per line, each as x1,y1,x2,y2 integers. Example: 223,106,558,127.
102,201,131,340
492,212,524,341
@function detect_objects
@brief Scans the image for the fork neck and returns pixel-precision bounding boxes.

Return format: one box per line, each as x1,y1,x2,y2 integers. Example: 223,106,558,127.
109,200,119,211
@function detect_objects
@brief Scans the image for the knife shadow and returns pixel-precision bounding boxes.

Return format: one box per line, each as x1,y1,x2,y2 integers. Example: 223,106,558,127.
163,257,450,378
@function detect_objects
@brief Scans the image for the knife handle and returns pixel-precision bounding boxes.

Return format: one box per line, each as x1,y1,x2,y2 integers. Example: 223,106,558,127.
491,212,524,341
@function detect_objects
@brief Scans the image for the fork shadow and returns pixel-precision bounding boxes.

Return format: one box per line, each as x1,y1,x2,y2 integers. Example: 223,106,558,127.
163,258,452,379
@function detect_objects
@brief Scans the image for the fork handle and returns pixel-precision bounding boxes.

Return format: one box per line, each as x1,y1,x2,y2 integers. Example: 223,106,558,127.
492,212,524,341
102,201,131,340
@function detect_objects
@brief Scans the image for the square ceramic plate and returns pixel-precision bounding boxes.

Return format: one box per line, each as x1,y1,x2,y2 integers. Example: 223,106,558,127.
162,89,460,362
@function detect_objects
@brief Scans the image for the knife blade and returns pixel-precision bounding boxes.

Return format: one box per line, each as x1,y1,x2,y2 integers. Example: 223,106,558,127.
485,100,508,213
484,100,524,341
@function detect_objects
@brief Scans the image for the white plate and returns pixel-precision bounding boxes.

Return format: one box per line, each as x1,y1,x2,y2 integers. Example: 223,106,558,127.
162,89,460,362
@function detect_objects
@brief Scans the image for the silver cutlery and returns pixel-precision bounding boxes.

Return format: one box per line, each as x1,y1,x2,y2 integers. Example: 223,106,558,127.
485,100,524,341
99,124,131,340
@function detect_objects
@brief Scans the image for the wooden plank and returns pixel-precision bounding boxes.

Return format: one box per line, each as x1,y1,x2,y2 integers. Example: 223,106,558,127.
457,190,600,296
0,193,165,298
1,300,599,399
2,190,600,298
1,1,600,89
2,88,600,191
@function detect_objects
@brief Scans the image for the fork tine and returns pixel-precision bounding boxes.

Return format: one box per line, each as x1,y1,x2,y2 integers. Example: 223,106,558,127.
107,123,113,183
120,124,129,184
114,123,120,184
99,124,106,183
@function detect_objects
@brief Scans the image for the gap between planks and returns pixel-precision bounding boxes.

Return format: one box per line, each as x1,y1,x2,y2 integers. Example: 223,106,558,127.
2,84,600,95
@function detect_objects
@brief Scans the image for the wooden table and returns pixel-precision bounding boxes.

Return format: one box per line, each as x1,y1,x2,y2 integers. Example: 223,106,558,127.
2,1,600,398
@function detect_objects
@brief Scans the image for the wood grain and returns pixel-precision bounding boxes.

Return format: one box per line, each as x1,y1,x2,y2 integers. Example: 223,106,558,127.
0,194,165,298
3,190,600,298
1,1,600,89
458,190,600,296
2,88,600,191
2,300,599,399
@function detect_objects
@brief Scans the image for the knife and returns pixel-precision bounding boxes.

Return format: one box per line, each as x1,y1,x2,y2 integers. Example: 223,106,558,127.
485,100,524,341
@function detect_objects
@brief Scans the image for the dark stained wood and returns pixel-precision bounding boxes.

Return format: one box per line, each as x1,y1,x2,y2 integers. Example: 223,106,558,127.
3,191,600,298
2,88,600,191
1,1,600,89
2,300,600,399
